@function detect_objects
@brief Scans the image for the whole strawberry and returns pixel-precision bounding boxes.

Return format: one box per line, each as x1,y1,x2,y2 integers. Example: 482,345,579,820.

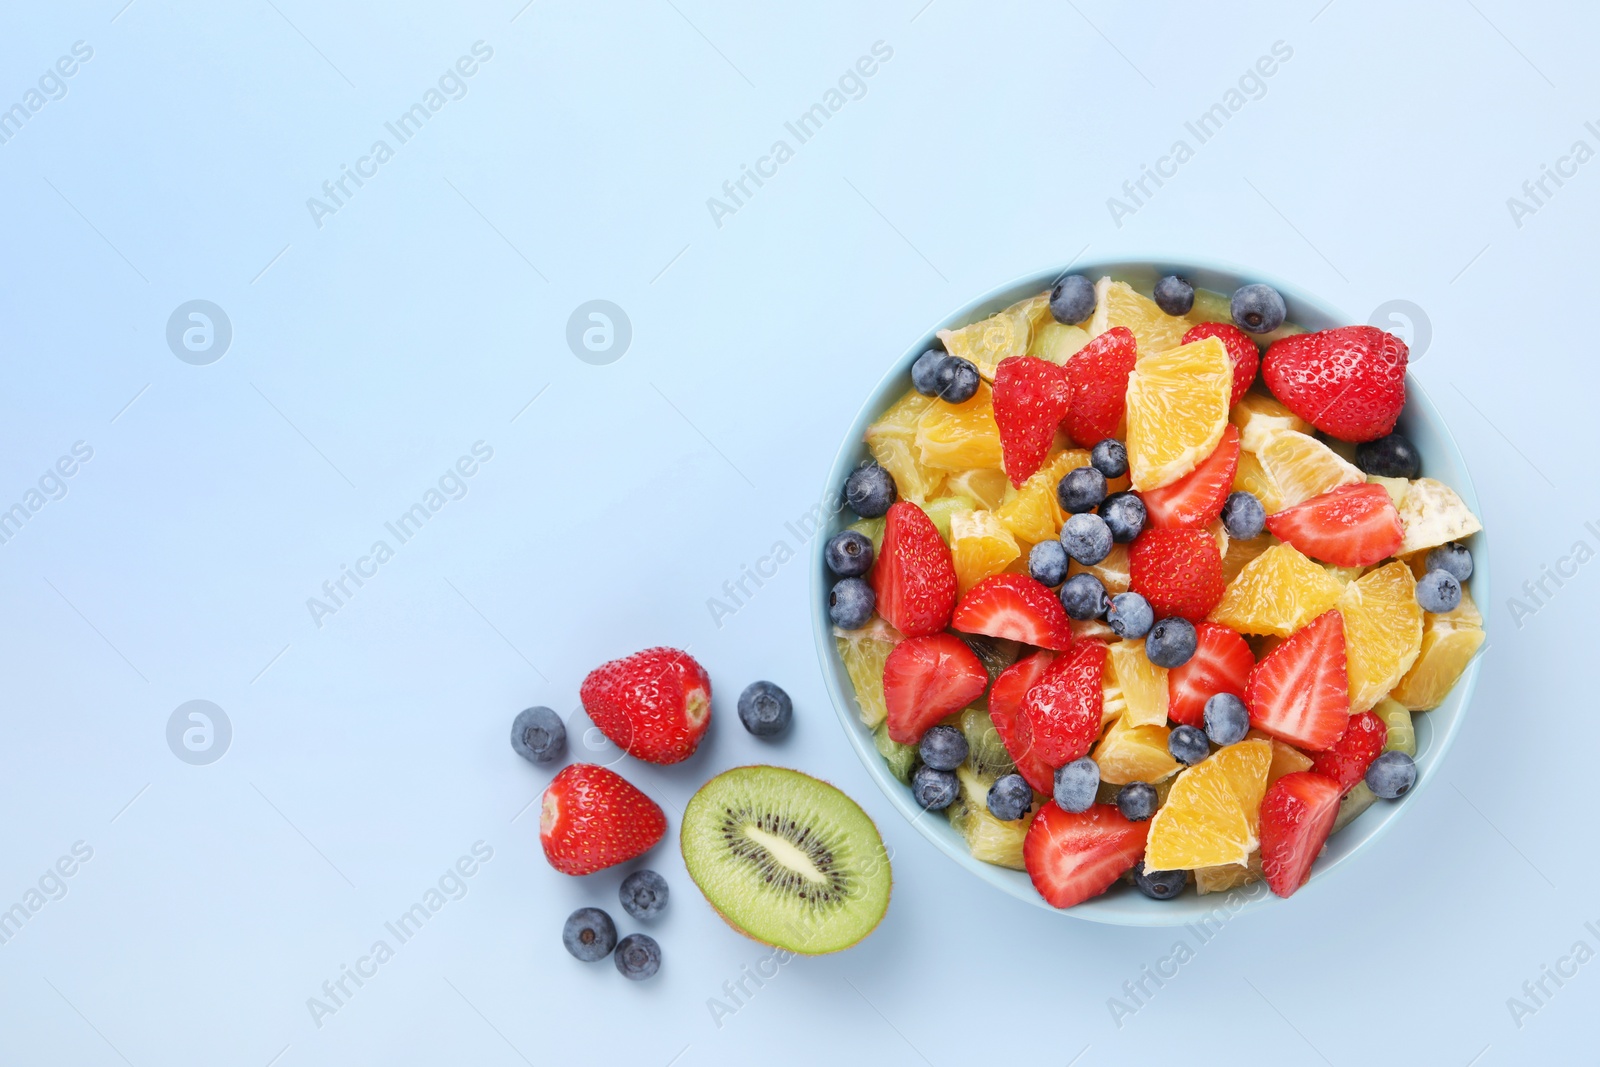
1128,528,1225,621
1181,322,1259,406
1063,326,1138,448
580,647,711,764
540,763,667,875
993,356,1071,487
1262,325,1408,442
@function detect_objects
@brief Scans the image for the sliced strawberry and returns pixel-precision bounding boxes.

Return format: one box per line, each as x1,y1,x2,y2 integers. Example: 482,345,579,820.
1142,424,1241,530
1246,610,1350,751
1265,483,1404,567
1259,771,1344,897
993,356,1071,487
1182,322,1259,407
1023,801,1149,909
1128,528,1225,621
951,574,1074,651
1262,325,1408,442
871,501,958,638
1062,326,1138,447
1166,622,1254,727
1019,641,1105,767
1310,711,1387,793
989,651,1057,793
882,633,989,744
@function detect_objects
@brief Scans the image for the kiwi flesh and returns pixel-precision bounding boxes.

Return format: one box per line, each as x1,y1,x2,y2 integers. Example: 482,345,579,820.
681,766,891,955
873,722,917,784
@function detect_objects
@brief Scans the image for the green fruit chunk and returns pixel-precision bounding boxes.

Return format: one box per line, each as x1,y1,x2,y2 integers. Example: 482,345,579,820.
959,705,1015,779
1333,782,1377,833
957,633,1020,686
848,516,885,557
1373,699,1416,757
946,765,1031,869
874,722,917,784
921,494,977,544
1189,288,1232,325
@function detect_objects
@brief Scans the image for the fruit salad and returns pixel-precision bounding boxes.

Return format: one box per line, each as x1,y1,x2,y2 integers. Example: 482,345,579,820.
824,272,1484,907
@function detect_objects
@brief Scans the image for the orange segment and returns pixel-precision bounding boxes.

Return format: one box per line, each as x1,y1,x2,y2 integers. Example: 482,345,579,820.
949,510,1021,596
1250,729,1315,785
1230,391,1311,452
1390,587,1485,710
865,388,944,503
945,468,1010,511
834,617,904,727
915,382,1003,472
995,449,1091,544
1338,561,1424,712
1252,429,1364,509
1125,336,1233,490
1144,738,1273,869
1093,714,1180,785
1210,542,1345,637
1221,533,1277,585
1106,639,1168,727
867,386,936,443
1087,277,1201,356
937,293,1050,379
1068,541,1131,595
1232,450,1285,513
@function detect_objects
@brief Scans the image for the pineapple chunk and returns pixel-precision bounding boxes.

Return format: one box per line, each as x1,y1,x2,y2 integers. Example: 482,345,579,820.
1397,477,1482,555
1388,588,1485,710
946,764,1033,869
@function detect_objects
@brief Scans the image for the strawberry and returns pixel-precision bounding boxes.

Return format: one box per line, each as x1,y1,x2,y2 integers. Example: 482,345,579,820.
1245,610,1350,751
1182,322,1259,407
540,763,667,875
993,356,1071,487
1141,424,1241,530
1261,325,1408,442
1062,326,1138,447
1166,621,1254,727
580,647,711,764
988,651,1058,793
1259,771,1344,897
1264,482,1404,567
871,501,958,638
1023,801,1150,909
951,574,1074,651
1019,641,1105,767
1128,528,1225,621
1310,710,1387,793
882,633,990,744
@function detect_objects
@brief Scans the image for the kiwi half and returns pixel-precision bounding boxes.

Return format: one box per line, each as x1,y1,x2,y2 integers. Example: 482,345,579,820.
681,766,891,955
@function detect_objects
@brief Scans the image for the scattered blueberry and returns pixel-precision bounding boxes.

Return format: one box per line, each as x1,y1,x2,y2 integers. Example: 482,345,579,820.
911,349,949,397
936,356,981,403
614,933,661,980
1145,616,1198,668
619,870,669,921
1153,275,1195,316
511,706,566,765
1106,592,1154,639
1029,540,1070,586
1416,569,1462,613
986,773,1033,821
1203,693,1250,746
824,530,874,577
1116,782,1158,822
1168,724,1210,766
828,577,876,629
1057,466,1107,514
1053,758,1100,814
1059,573,1109,620
845,461,897,518
1230,283,1287,334
1050,274,1096,325
912,765,960,810
1355,432,1422,479
1061,513,1113,565
562,907,617,962
1133,866,1189,900
1365,751,1417,799
1100,491,1147,543
1427,542,1474,583
737,681,793,737
918,724,969,771
1220,491,1266,540
1090,438,1129,479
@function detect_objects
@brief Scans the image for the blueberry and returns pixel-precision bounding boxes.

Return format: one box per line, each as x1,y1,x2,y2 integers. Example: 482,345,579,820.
1167,724,1210,766
1145,616,1198,668
1099,491,1147,543
1230,283,1287,334
823,530,874,578
911,349,949,397
1028,540,1070,586
1427,542,1474,583
1133,866,1189,900
1059,573,1108,620
614,933,661,980
510,706,566,765
562,907,617,962
1106,592,1154,639
912,765,960,810
1061,513,1113,565
1057,466,1107,513
619,869,669,921
1116,782,1158,822
1220,491,1266,540
918,724,969,771
845,461,897,518
936,357,981,403
1050,274,1096,325
1090,438,1129,478
1153,275,1195,316
1203,693,1250,746
1355,432,1421,479
828,577,876,629
1053,757,1100,814
1416,569,1462,614
1365,751,1417,799
986,773,1033,821
737,681,793,737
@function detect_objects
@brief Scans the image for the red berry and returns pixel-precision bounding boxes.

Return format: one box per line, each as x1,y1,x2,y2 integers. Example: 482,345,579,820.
951,574,1075,651
580,647,711,765
540,764,667,876
1265,482,1404,567
1259,771,1343,897
1182,321,1259,407
1246,610,1350,752
1166,621,1254,728
988,651,1058,793
1062,326,1138,447
882,634,990,744
1142,424,1241,530
1019,641,1105,768
1310,711,1388,793
1023,801,1149,909
1128,528,1225,621
1261,325,1408,442
871,501,958,638
993,356,1071,487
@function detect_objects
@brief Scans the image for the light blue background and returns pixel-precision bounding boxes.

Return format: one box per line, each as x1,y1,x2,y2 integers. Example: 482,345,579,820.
0,1,1593,1064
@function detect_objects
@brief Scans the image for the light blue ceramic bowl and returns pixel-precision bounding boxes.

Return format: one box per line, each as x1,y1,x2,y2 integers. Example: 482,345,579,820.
810,258,1486,926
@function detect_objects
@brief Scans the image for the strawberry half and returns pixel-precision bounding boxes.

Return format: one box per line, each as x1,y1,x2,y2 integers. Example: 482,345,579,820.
1182,322,1259,407
540,764,667,875
882,633,990,744
1261,325,1408,442
1019,641,1105,767
1310,710,1388,793
1128,528,1226,621
580,647,711,764
1259,771,1344,897
1264,482,1404,567
951,574,1074,651
1062,326,1138,447
871,501,958,638
993,356,1071,487
1142,424,1241,530
1166,621,1254,727
1023,801,1150,909
1245,610,1350,751
989,651,1058,793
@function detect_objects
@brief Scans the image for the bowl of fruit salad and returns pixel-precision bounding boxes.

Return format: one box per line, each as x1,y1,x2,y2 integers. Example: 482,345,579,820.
812,260,1486,924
